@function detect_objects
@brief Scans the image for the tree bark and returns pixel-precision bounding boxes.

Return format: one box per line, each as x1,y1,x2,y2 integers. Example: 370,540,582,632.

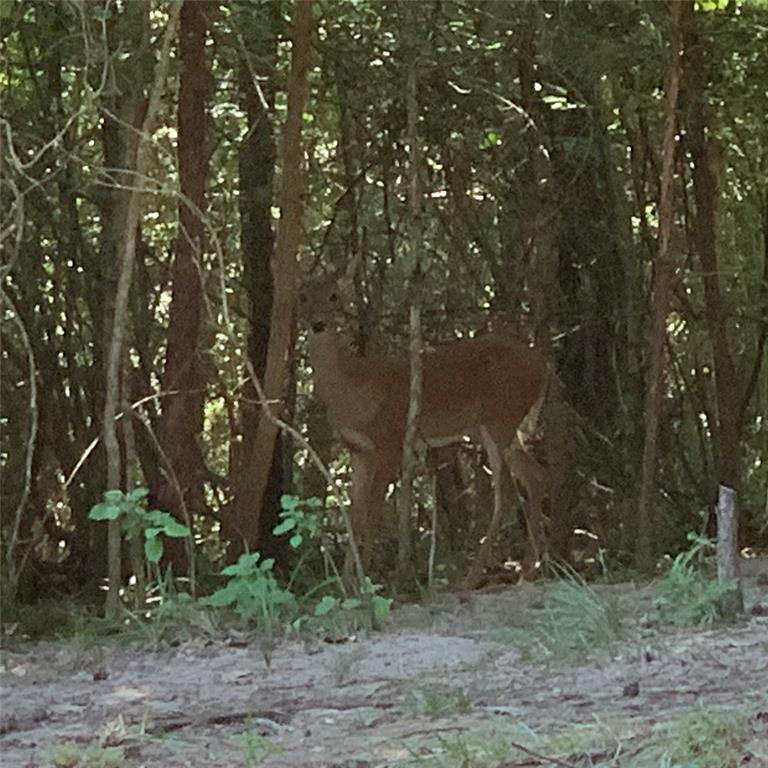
635,0,687,570
101,1,182,619
95,1,151,588
683,8,763,609
234,0,313,547
684,9,747,494
226,2,286,561
155,0,212,575
398,3,424,581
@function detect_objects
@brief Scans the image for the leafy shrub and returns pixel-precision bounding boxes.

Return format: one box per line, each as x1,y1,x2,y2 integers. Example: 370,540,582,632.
202,551,298,633
203,495,392,637
88,488,189,564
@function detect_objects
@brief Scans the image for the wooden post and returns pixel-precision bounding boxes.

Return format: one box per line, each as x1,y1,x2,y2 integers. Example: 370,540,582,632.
715,484,743,619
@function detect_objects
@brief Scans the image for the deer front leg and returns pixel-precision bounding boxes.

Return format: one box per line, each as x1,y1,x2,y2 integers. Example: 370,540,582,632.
346,447,396,574
347,449,377,573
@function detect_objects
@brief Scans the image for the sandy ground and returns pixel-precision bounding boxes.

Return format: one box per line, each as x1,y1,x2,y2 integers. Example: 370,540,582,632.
2,576,767,767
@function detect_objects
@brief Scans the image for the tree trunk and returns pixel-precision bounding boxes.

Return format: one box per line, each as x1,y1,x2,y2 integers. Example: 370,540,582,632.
684,9,757,497
233,0,313,549
683,8,764,607
226,2,286,561
686,55,738,488
398,2,424,582
155,0,212,575
635,0,687,569
101,2,182,618
95,2,150,590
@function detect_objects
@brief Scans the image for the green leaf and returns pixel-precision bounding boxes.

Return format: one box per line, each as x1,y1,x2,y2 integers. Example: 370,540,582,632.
104,490,125,505
273,517,297,535
145,509,176,527
203,582,244,607
280,494,301,511
480,129,500,149
164,520,191,537
145,510,189,537
372,595,392,622
144,536,163,563
88,502,121,521
289,533,303,549
221,552,261,577
127,487,149,503
313,595,338,616
341,597,361,610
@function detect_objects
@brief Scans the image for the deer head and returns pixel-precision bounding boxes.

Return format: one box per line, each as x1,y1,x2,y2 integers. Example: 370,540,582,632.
300,274,342,335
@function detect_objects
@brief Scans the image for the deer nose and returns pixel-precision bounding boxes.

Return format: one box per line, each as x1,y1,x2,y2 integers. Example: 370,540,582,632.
311,320,326,333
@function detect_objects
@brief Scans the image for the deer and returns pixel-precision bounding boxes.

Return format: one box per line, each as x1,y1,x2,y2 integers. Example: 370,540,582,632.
301,277,553,587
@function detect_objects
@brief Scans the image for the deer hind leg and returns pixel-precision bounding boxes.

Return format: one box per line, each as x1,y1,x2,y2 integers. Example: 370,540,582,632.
505,438,548,576
463,428,507,588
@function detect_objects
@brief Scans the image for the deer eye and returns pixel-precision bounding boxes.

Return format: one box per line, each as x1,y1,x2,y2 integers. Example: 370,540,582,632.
329,292,338,303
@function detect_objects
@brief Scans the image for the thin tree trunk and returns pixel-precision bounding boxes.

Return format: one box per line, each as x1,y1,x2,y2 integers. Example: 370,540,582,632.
156,0,212,576
684,10,758,496
102,1,182,619
96,1,150,588
235,0,313,544
398,5,424,581
122,383,145,611
636,0,688,570
683,9,762,613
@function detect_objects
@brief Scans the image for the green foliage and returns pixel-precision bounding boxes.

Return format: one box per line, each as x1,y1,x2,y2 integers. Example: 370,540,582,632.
88,488,189,565
655,533,737,627
405,685,472,719
696,0,731,10
276,494,392,629
647,708,751,768
413,731,520,767
233,731,283,767
311,576,393,630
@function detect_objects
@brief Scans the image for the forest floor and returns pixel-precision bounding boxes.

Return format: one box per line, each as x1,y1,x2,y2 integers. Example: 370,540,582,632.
2,566,768,768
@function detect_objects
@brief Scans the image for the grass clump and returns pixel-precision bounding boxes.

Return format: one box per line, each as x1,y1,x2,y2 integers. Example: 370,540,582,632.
404,685,473,719
644,707,752,767
506,567,626,663
42,742,124,768
655,534,738,627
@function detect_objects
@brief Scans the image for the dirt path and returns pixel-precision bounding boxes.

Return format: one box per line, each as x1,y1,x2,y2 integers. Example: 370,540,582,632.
2,579,767,767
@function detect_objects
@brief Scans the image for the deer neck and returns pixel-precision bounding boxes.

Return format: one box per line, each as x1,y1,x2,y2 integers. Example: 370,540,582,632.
307,325,346,405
